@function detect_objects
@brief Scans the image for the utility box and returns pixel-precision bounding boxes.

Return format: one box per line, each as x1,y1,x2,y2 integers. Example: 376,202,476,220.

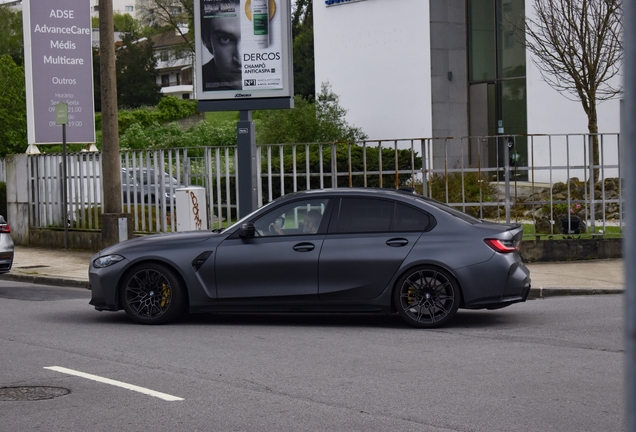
175,187,208,231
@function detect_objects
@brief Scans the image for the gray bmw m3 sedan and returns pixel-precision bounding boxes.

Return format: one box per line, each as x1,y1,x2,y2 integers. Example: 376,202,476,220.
89,188,531,328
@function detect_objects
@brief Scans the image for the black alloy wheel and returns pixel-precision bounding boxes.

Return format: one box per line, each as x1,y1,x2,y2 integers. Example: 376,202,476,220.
120,263,184,324
394,266,460,328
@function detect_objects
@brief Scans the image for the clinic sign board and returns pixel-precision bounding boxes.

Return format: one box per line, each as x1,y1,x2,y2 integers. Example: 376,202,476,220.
195,0,293,111
22,0,95,144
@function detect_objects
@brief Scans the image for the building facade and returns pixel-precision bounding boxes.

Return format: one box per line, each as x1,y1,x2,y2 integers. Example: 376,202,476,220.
313,0,622,179
90,0,137,18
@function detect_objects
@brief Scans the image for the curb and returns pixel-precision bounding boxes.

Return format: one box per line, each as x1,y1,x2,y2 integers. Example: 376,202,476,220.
0,273,90,290
528,287,623,299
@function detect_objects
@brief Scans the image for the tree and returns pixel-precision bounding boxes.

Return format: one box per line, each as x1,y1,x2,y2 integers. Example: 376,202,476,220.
292,0,315,99
0,55,27,156
113,12,142,34
0,6,24,65
136,0,194,52
116,34,162,109
255,82,367,145
522,0,622,181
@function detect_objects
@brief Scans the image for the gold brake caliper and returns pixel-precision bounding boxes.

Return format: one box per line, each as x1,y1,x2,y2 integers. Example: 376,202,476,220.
160,283,171,308
407,286,416,305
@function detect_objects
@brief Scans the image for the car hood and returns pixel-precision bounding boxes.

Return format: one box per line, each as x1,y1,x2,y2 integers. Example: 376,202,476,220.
96,230,220,256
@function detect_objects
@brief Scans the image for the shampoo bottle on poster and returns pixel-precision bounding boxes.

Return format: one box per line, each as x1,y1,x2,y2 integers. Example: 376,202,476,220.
252,0,269,49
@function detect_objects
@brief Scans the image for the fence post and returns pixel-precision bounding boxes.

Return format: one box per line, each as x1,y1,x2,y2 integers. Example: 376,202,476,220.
504,136,511,223
331,144,337,188
420,139,428,197
588,134,596,233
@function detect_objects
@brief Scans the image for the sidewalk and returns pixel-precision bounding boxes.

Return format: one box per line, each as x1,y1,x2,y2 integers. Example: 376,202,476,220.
0,246,625,298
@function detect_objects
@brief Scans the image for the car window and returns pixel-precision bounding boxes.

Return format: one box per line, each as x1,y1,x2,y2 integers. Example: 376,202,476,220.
336,198,393,233
394,202,430,231
253,198,330,236
121,171,138,187
335,198,430,233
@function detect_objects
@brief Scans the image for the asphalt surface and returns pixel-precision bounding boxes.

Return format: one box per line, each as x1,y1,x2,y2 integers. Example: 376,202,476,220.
0,246,625,298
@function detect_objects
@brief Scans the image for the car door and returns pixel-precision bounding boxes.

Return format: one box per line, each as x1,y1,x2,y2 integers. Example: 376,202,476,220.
215,198,331,300
319,197,428,300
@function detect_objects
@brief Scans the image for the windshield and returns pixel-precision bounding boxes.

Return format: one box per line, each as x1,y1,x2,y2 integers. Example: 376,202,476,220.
222,199,281,232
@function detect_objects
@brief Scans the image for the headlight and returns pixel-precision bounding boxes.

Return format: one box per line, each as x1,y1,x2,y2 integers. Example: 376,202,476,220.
93,254,125,268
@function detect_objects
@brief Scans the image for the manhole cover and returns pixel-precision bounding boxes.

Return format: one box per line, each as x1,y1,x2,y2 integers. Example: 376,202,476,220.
0,386,70,401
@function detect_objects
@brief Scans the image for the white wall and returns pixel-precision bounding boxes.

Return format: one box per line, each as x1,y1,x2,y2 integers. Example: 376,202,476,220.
313,0,432,141
524,2,622,184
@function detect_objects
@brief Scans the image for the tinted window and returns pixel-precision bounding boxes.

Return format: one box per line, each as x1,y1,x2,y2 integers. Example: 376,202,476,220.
337,198,393,233
394,203,429,231
335,198,430,233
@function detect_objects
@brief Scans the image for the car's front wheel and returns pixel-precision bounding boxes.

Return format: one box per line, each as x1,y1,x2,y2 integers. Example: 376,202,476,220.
120,263,185,324
394,266,460,328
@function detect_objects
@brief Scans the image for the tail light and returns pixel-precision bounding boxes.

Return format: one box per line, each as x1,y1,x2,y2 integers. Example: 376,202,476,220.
484,238,519,253
0,224,10,233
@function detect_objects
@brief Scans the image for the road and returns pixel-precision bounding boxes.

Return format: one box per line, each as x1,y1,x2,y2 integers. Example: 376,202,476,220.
0,280,624,431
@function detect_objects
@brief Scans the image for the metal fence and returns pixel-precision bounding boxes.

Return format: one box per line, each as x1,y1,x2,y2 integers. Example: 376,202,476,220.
23,133,623,236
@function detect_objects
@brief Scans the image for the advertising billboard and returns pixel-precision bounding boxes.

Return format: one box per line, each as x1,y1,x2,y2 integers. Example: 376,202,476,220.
22,0,96,144
195,0,293,111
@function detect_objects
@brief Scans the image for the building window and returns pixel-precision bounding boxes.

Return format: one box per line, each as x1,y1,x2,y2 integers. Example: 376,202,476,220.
125,6,134,12
161,75,170,87
468,0,527,178
160,51,169,62
504,32,514,49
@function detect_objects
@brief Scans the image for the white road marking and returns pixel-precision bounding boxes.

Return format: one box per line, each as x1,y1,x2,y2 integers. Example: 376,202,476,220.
44,366,184,401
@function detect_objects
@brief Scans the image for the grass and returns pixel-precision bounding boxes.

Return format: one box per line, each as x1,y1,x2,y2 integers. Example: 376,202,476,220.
205,111,240,125
521,223,623,240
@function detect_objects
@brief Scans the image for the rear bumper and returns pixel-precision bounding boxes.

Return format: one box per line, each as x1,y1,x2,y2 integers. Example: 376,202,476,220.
462,260,531,310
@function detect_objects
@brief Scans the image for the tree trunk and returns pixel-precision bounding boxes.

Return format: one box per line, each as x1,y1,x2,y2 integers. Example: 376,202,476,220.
587,106,599,183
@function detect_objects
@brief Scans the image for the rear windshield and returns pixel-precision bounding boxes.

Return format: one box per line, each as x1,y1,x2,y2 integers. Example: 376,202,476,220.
415,196,481,224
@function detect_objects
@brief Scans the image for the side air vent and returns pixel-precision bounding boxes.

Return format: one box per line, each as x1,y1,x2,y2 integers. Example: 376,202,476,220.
192,251,212,271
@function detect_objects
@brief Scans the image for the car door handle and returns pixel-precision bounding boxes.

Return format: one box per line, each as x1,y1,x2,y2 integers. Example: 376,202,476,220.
386,238,409,247
293,242,315,252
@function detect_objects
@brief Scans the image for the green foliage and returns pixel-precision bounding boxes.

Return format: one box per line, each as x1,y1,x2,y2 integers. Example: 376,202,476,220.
205,111,240,124
113,13,140,33
0,55,27,156
428,172,499,217
291,0,315,99
95,97,197,135
255,83,367,145
120,119,235,150
116,33,162,109
155,96,197,122
0,7,23,65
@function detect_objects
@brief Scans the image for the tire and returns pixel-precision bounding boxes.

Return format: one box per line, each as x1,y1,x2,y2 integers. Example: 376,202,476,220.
120,263,185,324
394,266,460,328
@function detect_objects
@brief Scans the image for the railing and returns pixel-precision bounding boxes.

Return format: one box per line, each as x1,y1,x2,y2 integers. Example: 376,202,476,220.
24,133,623,236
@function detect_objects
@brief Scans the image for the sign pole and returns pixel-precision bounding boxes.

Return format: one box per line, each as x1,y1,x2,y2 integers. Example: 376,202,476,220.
56,102,69,249
237,110,258,217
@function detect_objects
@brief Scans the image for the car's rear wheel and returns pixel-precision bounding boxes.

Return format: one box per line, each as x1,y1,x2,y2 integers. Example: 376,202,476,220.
120,263,185,324
394,266,460,328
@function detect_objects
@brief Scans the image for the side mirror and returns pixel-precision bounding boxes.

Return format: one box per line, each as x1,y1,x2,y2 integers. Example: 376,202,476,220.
239,222,256,238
